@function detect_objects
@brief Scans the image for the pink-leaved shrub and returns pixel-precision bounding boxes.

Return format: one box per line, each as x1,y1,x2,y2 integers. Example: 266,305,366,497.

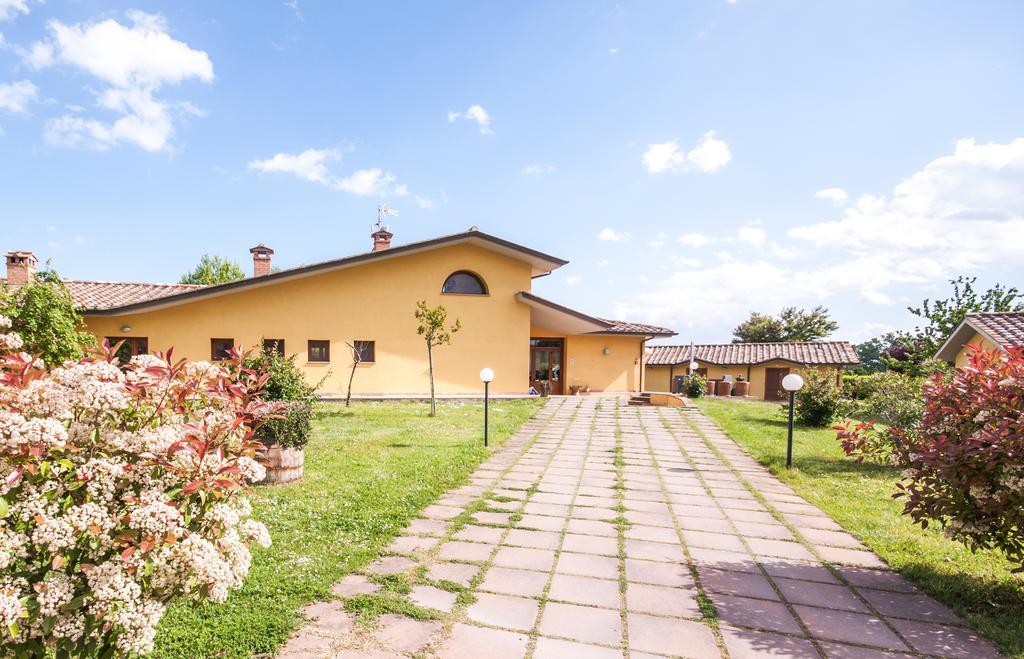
0,315,276,656
837,344,1024,570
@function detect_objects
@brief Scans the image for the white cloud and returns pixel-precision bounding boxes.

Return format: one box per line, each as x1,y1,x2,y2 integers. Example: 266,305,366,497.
249,148,405,197
736,223,766,246
814,187,848,206
597,259,609,267
448,104,492,134
415,194,437,210
32,11,213,152
333,168,394,196
648,232,669,248
678,232,713,248
284,0,302,20
0,79,36,112
861,289,893,305
671,255,701,268
521,164,556,177
0,0,32,21
597,228,630,242
608,47,619,55
643,131,731,174
248,148,338,184
562,275,583,287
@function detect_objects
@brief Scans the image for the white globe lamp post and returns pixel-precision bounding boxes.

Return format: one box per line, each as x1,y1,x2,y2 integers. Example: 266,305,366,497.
781,373,804,468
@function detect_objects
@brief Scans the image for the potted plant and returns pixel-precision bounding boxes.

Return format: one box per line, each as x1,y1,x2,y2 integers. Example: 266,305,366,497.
733,375,750,397
245,347,321,483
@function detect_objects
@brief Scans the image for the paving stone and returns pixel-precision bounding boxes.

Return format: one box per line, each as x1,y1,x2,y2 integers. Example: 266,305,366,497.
623,557,692,588
516,513,566,532
566,519,617,537
422,504,463,520
523,501,570,517
408,585,458,613
548,573,621,608
539,601,622,646
479,566,550,597
800,527,864,549
626,613,720,658
833,567,918,593
733,520,796,540
858,588,959,624
570,506,617,521
453,524,506,544
626,582,701,618
561,532,619,556
372,614,441,653
698,567,779,600
437,623,529,659
710,593,804,635
817,545,888,568
556,551,620,579
746,537,818,561
427,561,479,587
466,592,540,631
331,573,380,597
365,555,417,575
623,538,686,562
301,601,354,636
689,546,760,573
473,510,513,525
387,534,438,554
533,636,624,659
887,618,1001,657
721,625,821,658
277,632,336,656
493,546,556,571
816,642,915,658
774,577,868,613
682,529,748,552
504,528,561,549
761,558,842,585
438,540,494,562
404,518,450,536
793,605,910,651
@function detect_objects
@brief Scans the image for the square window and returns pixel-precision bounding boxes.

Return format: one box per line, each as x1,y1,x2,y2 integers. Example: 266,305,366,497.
308,340,330,363
107,337,148,364
263,338,285,356
211,338,234,361
353,340,375,363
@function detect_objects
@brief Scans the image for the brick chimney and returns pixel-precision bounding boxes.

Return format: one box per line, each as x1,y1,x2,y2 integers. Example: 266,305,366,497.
371,225,393,252
249,244,274,277
5,251,37,285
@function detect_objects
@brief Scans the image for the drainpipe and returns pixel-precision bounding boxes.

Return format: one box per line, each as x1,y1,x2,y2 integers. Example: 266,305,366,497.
639,338,646,393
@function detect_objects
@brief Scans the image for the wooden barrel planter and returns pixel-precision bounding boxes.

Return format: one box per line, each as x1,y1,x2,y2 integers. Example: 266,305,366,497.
261,443,305,484
733,381,750,397
705,380,715,396
715,380,733,396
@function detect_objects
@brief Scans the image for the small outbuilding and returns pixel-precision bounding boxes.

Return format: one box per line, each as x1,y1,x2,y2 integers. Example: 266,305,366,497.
646,342,859,401
934,312,1024,366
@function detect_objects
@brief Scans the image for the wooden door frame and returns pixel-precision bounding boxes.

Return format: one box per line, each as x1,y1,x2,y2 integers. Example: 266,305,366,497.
530,337,566,395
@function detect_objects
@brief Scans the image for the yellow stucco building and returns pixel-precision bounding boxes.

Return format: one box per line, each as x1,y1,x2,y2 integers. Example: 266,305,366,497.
935,312,1024,367
4,228,674,397
646,342,858,401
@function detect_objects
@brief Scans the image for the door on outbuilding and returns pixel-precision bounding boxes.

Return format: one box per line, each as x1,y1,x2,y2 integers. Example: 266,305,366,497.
764,367,790,401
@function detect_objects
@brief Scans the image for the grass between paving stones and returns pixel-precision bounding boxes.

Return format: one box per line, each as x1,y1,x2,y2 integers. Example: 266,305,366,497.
152,399,542,659
694,397,1024,658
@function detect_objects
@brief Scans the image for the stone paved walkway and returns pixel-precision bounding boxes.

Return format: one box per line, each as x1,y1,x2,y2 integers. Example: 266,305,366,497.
279,397,1002,658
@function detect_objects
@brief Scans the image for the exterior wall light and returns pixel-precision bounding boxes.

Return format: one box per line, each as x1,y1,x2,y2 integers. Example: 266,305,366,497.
120,325,133,333
480,368,494,447
603,347,611,355
781,373,804,468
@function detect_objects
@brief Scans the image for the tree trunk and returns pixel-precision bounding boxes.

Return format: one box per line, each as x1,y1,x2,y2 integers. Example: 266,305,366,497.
427,342,436,416
345,361,357,407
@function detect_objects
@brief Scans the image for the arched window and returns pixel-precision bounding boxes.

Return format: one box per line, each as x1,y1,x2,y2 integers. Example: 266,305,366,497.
442,271,488,295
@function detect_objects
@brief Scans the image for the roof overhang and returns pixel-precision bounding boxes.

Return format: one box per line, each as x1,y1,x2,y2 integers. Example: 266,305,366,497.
516,292,610,335
84,230,568,316
935,317,1007,362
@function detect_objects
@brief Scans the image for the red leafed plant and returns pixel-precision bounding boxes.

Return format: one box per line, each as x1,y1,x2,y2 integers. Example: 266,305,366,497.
0,312,281,657
837,343,1024,571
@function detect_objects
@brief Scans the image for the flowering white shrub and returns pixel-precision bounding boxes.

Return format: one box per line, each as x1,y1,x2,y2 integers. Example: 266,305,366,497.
0,320,277,656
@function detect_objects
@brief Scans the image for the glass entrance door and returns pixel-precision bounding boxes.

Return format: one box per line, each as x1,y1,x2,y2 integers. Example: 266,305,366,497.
529,338,564,395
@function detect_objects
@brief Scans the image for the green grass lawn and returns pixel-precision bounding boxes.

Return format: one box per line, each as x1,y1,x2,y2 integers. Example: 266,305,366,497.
694,398,1024,657
152,399,542,658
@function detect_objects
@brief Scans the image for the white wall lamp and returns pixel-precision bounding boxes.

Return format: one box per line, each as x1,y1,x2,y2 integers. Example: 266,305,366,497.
602,347,612,355
120,325,132,333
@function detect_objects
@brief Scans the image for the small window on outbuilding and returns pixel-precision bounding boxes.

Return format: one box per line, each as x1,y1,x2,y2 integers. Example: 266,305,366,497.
107,337,149,364
442,271,488,295
308,340,330,363
263,339,285,356
353,340,375,363
211,338,234,361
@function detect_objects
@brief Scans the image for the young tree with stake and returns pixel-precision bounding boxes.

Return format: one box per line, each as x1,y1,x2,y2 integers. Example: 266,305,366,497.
415,300,461,416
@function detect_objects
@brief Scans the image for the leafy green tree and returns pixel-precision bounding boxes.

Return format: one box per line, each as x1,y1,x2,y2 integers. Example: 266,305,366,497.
0,269,94,366
851,337,889,374
179,254,245,285
733,306,838,343
415,300,461,417
908,276,1023,356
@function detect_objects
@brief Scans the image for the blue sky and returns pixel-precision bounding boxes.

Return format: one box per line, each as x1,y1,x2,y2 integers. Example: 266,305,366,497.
2,1,1023,343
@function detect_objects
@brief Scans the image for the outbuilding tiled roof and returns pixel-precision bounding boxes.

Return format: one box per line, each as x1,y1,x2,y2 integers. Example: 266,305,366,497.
967,312,1024,348
647,342,859,366
63,281,205,310
597,318,676,337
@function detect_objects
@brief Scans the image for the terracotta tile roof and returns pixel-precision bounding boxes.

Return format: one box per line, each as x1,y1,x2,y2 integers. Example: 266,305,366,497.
597,318,676,337
966,312,1024,348
647,342,859,366
63,280,205,310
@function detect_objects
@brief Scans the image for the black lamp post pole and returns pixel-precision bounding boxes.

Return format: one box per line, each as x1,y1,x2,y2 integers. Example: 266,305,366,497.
786,390,795,468
484,381,490,447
